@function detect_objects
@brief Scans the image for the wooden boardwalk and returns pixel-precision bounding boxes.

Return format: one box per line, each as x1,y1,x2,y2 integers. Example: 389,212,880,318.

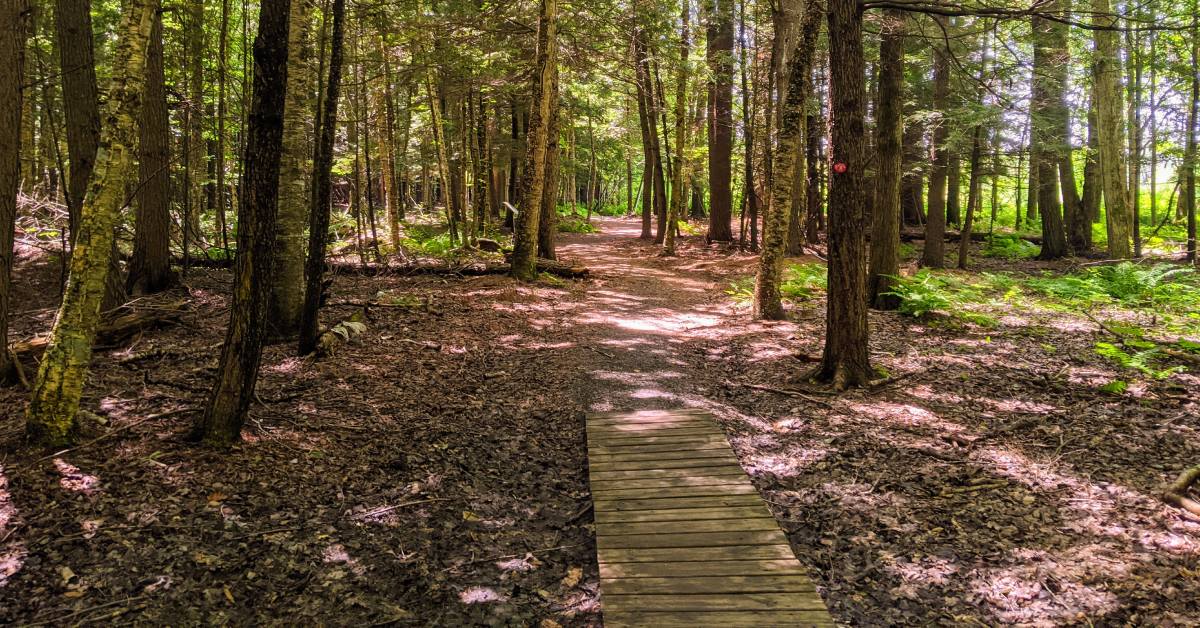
586,409,834,627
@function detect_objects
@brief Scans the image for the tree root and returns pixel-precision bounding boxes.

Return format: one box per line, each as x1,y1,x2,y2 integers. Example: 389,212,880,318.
1163,465,1200,517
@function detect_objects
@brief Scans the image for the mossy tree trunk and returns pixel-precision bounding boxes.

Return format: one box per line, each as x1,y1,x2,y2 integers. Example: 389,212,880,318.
26,0,159,447
1093,0,1132,258
511,0,557,281
268,0,313,339
193,0,291,447
752,0,819,320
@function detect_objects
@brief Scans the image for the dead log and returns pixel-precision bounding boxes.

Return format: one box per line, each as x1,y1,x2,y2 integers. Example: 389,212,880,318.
10,302,186,362
172,256,589,279
314,308,369,357
1164,465,1200,517
900,230,1042,245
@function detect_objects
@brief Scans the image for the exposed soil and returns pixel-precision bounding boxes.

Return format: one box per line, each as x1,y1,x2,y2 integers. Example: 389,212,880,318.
2,217,1199,625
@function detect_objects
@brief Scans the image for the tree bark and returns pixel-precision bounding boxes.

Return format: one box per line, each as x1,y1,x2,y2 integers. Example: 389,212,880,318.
816,0,871,390
868,10,903,310
753,0,820,319
664,0,691,256
705,0,734,242
538,70,560,260
298,0,344,356
510,0,557,281
128,9,174,295
922,17,950,268
194,0,292,447
1093,0,1132,258
268,0,313,338
1030,1,1069,259
26,0,158,446
0,0,25,384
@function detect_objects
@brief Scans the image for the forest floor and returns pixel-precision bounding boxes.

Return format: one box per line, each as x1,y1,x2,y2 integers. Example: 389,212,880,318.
2,216,1199,626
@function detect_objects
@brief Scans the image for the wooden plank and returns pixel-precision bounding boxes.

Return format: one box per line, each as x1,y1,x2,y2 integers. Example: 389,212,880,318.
602,593,827,612
599,545,799,563
589,434,729,447
591,475,748,491
595,494,765,511
594,505,774,524
599,560,806,579
587,420,712,432
590,429,723,443
589,448,737,463
597,530,788,550
590,457,742,472
596,518,781,536
588,408,713,421
587,410,833,625
590,465,746,480
591,484,758,500
601,575,816,595
589,441,731,455
603,610,835,627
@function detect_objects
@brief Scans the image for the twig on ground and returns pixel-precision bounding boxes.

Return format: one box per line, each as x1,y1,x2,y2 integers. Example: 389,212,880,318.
35,407,198,462
349,498,449,520
734,382,835,408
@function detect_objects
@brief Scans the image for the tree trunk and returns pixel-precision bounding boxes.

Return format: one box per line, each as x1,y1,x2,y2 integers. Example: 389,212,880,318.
1093,0,1132,258
0,0,25,384
816,0,871,390
1186,4,1198,263
128,10,174,295
868,10,903,310
1082,103,1102,225
26,0,158,446
298,0,344,356
664,0,691,256
753,0,820,319
957,124,985,269
705,0,734,242
193,0,291,447
633,27,656,240
268,0,313,338
538,69,561,260
922,18,950,268
1031,1,1069,259
511,0,557,281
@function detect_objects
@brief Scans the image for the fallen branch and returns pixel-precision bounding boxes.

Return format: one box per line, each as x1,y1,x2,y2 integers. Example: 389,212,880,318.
900,229,1042,245
1163,465,1200,517
10,302,186,363
735,382,835,408
36,407,198,462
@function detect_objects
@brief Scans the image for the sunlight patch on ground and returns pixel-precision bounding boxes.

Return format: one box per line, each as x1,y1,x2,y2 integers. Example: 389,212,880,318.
0,467,25,588
745,448,829,479
53,458,100,495
969,556,1119,625
459,586,509,604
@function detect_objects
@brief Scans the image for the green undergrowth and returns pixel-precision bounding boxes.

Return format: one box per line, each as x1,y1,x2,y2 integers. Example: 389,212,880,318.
882,261,1200,389
727,262,827,305
557,217,598,233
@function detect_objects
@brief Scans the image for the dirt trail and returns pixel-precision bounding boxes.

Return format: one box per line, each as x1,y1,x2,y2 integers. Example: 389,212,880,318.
552,216,758,415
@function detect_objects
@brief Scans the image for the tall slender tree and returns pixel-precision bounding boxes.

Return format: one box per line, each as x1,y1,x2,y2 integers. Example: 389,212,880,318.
298,0,345,356
26,0,159,446
127,9,173,295
705,0,734,242
511,0,558,281
0,0,25,383
193,0,292,446
1093,0,1132,258
867,10,903,310
816,0,871,389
